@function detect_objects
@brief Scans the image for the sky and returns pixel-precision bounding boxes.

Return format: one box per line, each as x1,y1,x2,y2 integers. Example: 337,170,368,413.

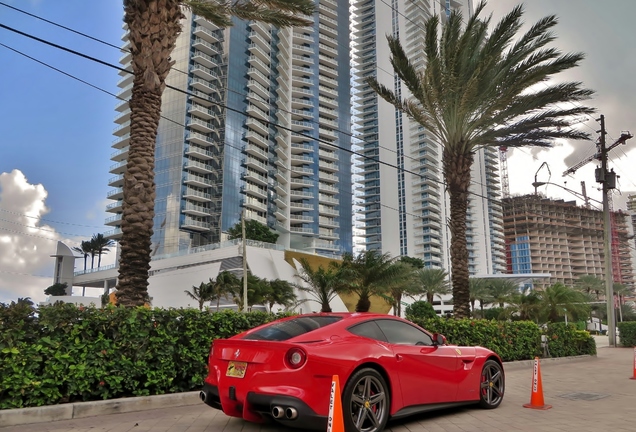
0,0,635,304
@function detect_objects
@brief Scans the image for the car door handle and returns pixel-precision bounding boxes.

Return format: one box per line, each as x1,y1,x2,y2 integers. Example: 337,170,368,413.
396,354,403,362
462,358,475,363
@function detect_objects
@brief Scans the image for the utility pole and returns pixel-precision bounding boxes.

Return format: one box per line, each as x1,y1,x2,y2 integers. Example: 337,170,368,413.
597,114,616,347
241,207,248,313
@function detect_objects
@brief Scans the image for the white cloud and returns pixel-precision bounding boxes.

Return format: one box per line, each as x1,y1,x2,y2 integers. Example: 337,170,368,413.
0,170,66,304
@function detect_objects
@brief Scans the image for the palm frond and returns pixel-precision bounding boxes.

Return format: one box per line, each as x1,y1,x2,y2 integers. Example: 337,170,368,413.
184,0,314,28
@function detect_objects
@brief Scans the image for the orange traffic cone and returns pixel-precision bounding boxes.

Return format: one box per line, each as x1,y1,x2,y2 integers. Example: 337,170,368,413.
523,357,552,410
631,347,636,380
327,375,345,432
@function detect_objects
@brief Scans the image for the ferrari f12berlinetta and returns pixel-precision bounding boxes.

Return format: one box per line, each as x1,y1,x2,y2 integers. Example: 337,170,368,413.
201,313,504,432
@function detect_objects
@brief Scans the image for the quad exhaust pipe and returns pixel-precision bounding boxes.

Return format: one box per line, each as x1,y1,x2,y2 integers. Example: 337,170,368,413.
271,406,298,420
272,406,284,419
199,391,207,403
285,407,298,420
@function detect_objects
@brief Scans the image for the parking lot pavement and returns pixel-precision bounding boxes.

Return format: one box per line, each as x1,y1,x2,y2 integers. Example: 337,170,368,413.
2,346,635,432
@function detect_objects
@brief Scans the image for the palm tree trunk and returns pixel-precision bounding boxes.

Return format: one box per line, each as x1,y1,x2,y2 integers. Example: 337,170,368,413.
444,150,473,319
115,0,184,307
427,293,434,304
216,297,220,312
355,293,371,313
395,292,402,316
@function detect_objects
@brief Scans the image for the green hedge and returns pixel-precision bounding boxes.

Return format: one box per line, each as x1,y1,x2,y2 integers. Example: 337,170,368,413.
0,303,285,409
411,318,542,362
618,321,636,347
544,323,597,357
0,302,597,410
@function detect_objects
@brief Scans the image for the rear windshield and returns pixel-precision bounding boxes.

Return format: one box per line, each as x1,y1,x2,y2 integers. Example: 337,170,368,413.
242,316,342,341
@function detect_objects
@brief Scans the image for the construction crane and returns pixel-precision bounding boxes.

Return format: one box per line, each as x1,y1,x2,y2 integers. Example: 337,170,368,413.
562,132,634,177
499,146,510,198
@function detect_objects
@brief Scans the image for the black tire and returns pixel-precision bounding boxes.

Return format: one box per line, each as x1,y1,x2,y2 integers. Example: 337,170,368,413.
342,368,390,432
478,359,505,409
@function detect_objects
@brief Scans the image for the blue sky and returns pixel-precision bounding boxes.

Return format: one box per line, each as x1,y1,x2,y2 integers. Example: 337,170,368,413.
0,0,635,303
0,0,123,233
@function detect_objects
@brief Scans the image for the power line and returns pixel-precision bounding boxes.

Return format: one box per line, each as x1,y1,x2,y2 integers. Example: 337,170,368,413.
0,24,501,207
0,208,104,229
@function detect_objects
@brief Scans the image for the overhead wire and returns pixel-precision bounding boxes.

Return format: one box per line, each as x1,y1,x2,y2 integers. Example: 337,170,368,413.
0,22,503,210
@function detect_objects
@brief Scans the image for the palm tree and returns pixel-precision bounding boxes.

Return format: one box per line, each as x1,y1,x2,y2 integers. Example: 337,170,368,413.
263,279,297,311
72,240,92,272
576,275,604,300
116,0,315,307
184,281,214,311
340,251,403,313
504,287,541,321
91,233,115,268
536,283,590,323
417,268,450,304
367,2,594,317
384,261,420,317
295,258,345,313
231,273,267,311
486,279,518,308
469,278,491,316
210,271,239,312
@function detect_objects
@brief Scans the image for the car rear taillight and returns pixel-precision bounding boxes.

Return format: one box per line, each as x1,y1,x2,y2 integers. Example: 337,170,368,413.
285,348,307,369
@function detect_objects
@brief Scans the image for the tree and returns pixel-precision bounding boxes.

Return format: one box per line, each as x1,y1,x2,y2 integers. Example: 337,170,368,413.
263,279,297,311
91,233,115,268
210,271,239,312
536,283,590,323
72,240,93,272
295,258,344,313
227,218,279,244
485,279,518,308
504,287,541,321
230,273,267,311
404,300,437,321
367,2,594,317
184,281,214,311
44,282,68,296
116,0,315,307
399,256,425,270
469,278,491,316
417,268,449,304
383,261,420,317
340,250,402,313
576,275,604,300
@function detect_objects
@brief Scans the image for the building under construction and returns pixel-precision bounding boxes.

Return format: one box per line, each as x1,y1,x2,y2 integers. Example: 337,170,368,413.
502,194,634,288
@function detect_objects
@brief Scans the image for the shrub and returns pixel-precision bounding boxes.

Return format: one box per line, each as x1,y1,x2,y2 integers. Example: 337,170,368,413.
543,323,597,357
617,321,636,347
0,302,287,409
404,301,437,320
410,317,541,362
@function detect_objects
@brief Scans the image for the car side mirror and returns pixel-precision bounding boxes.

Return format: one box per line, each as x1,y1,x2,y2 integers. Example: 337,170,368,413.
432,333,446,346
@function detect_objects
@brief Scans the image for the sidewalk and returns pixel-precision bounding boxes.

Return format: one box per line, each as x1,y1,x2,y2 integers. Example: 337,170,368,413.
1,347,634,432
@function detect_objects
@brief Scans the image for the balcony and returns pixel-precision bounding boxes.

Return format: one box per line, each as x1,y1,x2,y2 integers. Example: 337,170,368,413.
104,228,122,240
182,203,211,217
106,200,123,212
185,159,214,174
110,146,129,162
104,214,122,227
183,188,212,203
107,188,123,200
183,173,212,188
182,217,211,231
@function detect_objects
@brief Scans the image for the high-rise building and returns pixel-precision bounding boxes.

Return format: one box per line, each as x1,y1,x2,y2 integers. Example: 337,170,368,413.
105,4,353,258
351,0,506,273
503,194,635,288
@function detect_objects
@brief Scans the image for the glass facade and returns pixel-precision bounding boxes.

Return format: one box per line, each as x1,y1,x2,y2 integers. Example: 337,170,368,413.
510,235,532,274
105,3,353,258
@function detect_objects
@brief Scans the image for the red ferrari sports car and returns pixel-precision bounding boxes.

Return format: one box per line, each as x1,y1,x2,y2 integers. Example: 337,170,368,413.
201,313,505,432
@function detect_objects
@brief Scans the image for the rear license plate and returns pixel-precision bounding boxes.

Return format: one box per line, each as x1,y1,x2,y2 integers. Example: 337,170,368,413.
226,361,247,378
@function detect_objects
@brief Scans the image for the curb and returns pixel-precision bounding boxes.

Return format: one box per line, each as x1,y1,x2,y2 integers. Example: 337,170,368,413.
0,355,597,427
0,391,201,428
502,354,596,371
